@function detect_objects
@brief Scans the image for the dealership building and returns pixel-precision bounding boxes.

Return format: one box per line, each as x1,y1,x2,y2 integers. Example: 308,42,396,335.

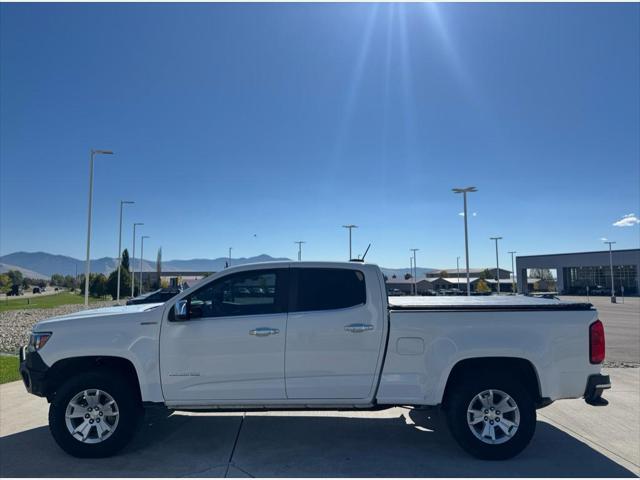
516,249,640,295
385,267,542,294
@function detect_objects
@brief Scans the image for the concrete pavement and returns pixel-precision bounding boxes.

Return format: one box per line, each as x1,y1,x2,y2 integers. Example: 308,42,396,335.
1,368,638,477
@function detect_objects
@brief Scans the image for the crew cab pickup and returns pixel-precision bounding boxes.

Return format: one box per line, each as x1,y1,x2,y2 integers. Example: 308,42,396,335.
19,261,610,459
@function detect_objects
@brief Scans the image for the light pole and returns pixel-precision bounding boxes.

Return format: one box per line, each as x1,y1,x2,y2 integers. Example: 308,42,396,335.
490,237,503,294
295,241,306,261
452,187,477,296
456,256,460,292
131,223,143,297
604,240,617,303
508,251,517,294
116,201,134,303
84,149,114,306
342,225,358,260
410,248,419,295
228,247,233,268
140,235,150,295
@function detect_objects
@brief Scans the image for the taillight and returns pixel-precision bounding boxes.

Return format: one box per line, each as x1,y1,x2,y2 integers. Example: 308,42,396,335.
589,320,605,364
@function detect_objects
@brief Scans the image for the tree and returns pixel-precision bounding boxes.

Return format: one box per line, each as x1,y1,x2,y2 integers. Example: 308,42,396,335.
404,273,412,280
63,275,76,290
26,278,46,288
50,273,65,286
106,268,132,300
121,249,130,271
475,278,491,294
479,269,492,280
529,268,554,280
439,270,448,278
89,273,108,298
6,270,23,286
0,274,11,293
529,268,556,291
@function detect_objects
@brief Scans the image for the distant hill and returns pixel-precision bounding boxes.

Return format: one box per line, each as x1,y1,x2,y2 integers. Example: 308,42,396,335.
379,267,439,279
0,251,290,277
0,262,50,280
0,251,442,280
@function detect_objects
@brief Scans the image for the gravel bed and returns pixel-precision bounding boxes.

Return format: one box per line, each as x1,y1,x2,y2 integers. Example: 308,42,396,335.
0,301,117,354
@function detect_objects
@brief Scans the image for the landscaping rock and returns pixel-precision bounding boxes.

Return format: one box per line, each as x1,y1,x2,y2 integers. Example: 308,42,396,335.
0,301,117,354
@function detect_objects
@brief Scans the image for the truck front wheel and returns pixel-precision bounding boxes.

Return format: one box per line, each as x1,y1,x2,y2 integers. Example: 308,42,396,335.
445,374,536,460
49,372,141,457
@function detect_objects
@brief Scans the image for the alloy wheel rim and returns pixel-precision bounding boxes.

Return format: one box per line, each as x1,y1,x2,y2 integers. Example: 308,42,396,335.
467,389,520,445
64,389,120,444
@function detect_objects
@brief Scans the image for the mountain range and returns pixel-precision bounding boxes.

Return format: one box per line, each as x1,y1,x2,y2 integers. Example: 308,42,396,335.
0,251,437,280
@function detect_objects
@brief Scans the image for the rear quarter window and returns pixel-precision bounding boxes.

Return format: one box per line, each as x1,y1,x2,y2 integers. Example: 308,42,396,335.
292,268,366,312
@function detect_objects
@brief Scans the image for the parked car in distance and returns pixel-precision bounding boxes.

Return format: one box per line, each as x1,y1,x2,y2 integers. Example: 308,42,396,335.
590,285,609,296
32,287,42,294
7,285,23,296
126,288,181,305
20,261,610,460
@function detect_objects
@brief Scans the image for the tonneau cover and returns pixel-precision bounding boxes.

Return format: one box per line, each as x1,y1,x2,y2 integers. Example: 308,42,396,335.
388,295,593,311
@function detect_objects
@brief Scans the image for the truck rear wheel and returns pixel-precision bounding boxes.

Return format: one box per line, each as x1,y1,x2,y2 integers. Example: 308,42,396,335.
445,374,536,460
49,372,140,457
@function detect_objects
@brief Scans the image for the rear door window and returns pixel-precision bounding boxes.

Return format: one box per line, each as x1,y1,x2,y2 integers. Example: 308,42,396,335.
292,268,366,312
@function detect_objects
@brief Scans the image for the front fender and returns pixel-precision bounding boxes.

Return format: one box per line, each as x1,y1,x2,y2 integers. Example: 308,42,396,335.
36,308,164,402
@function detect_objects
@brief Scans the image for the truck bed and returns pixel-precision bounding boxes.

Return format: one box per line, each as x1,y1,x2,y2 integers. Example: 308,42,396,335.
388,295,593,311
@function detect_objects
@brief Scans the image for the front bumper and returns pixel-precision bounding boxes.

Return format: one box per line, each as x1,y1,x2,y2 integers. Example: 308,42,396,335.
19,346,49,397
584,373,611,406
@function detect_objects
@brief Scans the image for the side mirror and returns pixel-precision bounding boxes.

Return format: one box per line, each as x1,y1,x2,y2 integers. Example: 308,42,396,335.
175,299,189,321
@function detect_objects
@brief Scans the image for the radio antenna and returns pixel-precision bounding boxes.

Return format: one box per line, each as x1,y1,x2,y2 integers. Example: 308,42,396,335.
361,243,372,261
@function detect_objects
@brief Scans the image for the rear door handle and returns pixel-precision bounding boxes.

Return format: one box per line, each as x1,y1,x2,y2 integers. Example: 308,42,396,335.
249,327,280,337
344,323,374,333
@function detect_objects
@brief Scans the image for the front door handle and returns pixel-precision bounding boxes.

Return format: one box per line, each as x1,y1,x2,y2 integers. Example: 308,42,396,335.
249,327,280,337
344,323,374,333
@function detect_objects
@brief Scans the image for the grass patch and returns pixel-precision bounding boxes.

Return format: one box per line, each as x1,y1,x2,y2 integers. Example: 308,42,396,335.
0,292,105,312
0,355,20,384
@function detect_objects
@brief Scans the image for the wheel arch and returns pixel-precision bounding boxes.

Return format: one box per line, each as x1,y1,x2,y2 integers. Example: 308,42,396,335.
441,357,542,408
44,356,142,403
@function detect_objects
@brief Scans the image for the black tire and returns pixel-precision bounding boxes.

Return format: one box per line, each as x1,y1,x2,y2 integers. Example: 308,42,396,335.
49,372,141,458
444,372,536,460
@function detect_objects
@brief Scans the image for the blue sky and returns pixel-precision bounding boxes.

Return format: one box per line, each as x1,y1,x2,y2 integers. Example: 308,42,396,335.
1,3,639,269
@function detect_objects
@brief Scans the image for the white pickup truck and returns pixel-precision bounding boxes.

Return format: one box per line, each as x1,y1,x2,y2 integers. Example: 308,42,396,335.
19,261,610,460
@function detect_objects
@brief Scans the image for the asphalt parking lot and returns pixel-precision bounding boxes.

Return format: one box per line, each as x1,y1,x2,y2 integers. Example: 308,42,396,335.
0,368,638,477
559,296,640,365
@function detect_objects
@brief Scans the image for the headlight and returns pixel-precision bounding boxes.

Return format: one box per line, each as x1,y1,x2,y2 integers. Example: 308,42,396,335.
29,332,52,351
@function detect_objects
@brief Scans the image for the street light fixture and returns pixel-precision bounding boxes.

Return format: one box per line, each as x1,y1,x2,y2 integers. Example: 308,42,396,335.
490,237,503,295
603,240,617,303
410,248,419,295
342,225,358,260
295,241,306,261
116,201,134,303
452,187,477,296
131,223,143,297
508,251,517,294
140,235,150,295
84,149,114,306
